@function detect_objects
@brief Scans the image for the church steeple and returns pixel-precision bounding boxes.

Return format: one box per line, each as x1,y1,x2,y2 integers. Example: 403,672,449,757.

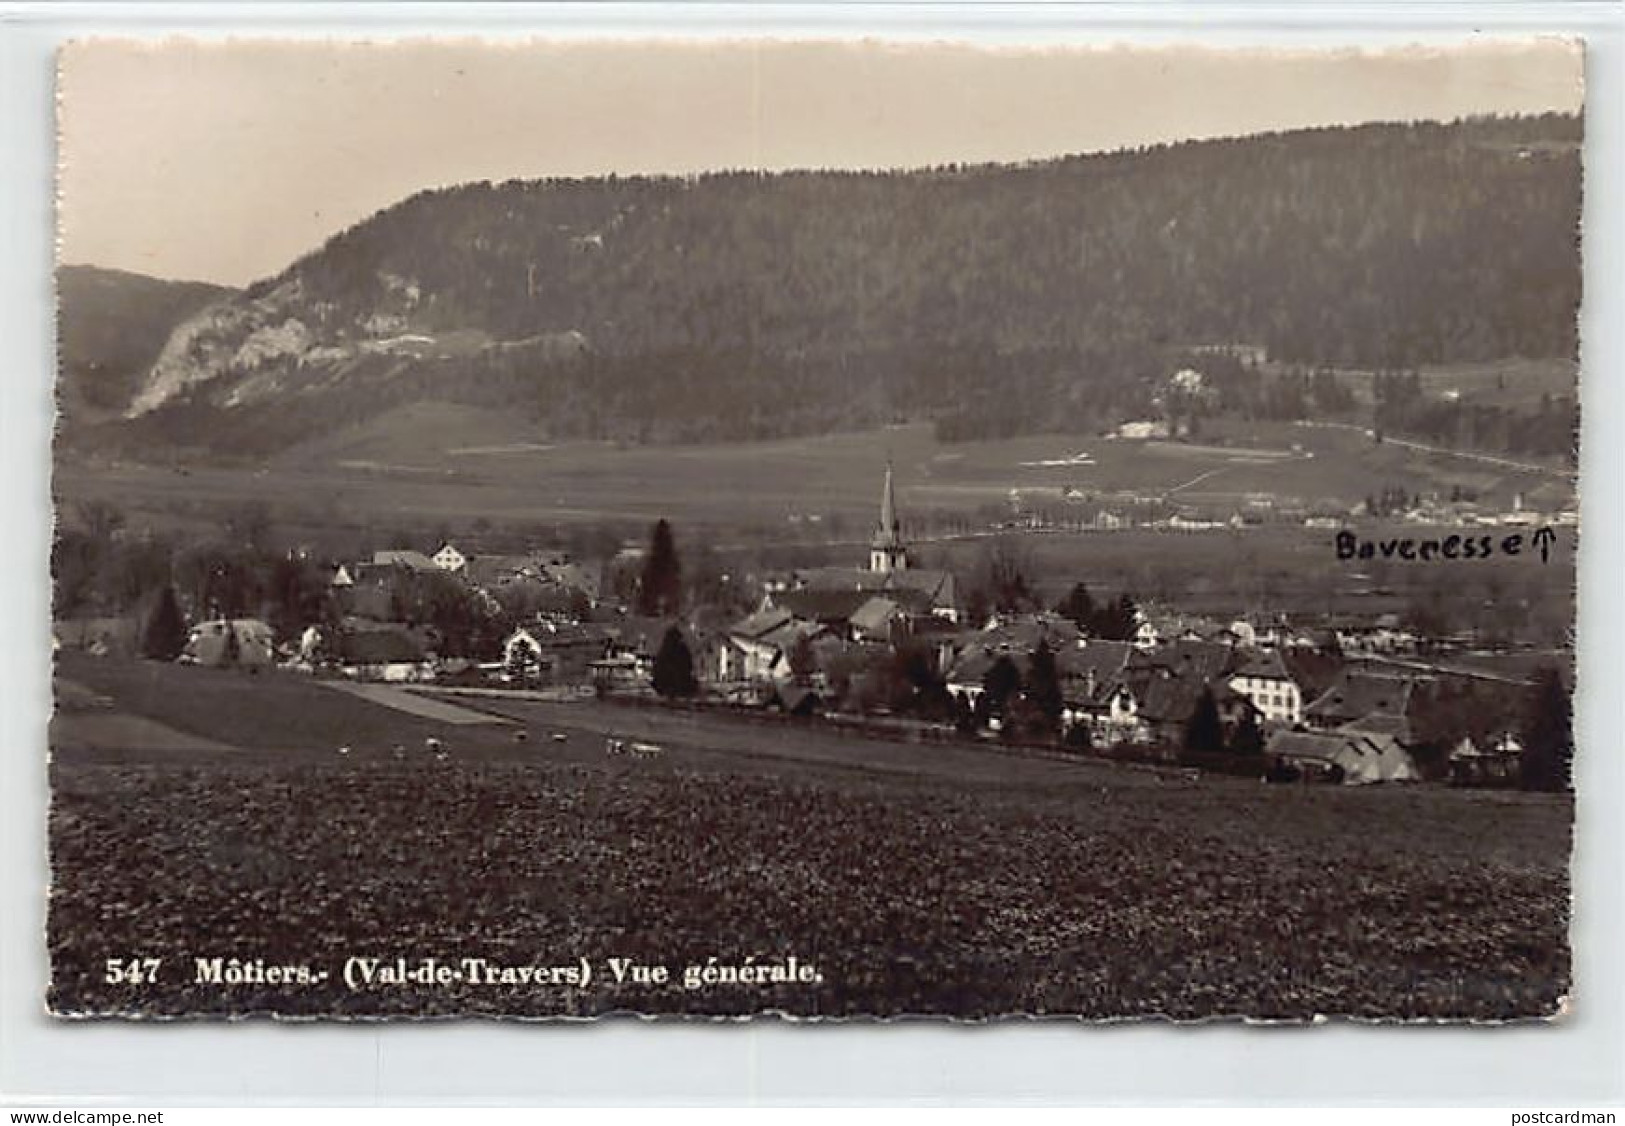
870,461,908,573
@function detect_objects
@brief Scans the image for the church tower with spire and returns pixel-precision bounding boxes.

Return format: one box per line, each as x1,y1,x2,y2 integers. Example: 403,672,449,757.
869,461,909,574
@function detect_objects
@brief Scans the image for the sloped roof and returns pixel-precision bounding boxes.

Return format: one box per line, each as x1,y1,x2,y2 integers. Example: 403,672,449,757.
1135,675,1211,724
729,606,795,642
1306,672,1416,726
464,554,540,588
946,648,998,687
797,565,959,610
1268,730,1355,765
850,596,903,635
978,614,1084,654
1268,727,1419,784
1056,641,1134,703
1130,639,1235,682
759,619,823,653
800,567,888,594
508,621,610,648
368,549,438,573
773,587,872,624
1231,649,1296,683
884,568,957,608
1338,710,1416,744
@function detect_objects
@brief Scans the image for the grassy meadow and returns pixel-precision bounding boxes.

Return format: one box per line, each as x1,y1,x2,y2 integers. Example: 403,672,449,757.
49,655,1572,1021
56,397,1575,551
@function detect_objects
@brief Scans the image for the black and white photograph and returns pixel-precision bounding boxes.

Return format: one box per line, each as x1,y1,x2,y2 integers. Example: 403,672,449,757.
47,36,1583,1022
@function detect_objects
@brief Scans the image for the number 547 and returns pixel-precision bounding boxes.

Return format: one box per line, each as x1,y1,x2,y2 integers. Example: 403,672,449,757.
104,957,161,984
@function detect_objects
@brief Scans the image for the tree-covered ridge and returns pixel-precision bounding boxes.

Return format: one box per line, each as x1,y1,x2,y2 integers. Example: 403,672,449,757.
283,114,1579,367
97,114,1581,459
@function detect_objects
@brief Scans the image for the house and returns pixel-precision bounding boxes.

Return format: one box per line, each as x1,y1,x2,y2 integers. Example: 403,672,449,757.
502,627,554,684
849,596,905,643
463,553,536,590
1227,650,1304,725
182,618,276,668
943,615,1086,702
1448,731,1523,787
716,607,825,687
1267,728,1419,785
1132,619,1160,650
360,549,439,576
1112,420,1171,441
539,558,602,601
1304,671,1417,730
433,543,469,574
497,616,611,682
944,647,997,710
1105,675,1259,749
1056,640,1136,741
336,629,432,682
769,588,873,636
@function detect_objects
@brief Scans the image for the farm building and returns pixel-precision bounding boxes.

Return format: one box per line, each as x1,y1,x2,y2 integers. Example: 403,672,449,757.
1267,728,1420,785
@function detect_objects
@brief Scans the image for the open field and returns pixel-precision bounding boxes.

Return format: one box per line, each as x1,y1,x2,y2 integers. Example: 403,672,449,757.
49,656,1571,1020
56,416,1575,549
1257,356,1579,414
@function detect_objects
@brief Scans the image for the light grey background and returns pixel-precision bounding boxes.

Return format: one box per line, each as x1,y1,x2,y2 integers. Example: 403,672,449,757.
3,1,1621,1106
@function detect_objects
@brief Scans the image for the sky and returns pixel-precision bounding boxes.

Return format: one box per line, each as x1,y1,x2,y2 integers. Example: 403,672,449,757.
57,37,1584,287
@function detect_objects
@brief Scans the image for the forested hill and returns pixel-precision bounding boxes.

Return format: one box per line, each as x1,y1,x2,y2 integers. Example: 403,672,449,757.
96,113,1581,459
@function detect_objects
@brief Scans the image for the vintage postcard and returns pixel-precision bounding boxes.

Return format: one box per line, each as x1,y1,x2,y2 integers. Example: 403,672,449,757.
48,37,1582,1021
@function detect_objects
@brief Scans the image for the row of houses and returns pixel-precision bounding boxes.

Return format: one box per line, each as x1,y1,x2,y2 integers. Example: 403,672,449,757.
333,544,604,605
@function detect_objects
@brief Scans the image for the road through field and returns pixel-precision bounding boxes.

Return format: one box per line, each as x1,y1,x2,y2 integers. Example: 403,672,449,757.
1294,420,1575,479
323,680,517,725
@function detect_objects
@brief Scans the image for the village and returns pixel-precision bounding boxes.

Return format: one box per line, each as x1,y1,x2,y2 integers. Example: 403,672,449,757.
55,462,1570,791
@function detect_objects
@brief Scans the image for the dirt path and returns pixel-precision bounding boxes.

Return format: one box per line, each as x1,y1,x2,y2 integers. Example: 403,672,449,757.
320,681,516,726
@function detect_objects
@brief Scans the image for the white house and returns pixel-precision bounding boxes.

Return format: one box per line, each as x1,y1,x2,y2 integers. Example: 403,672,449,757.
1228,650,1303,725
502,626,550,683
716,606,822,686
433,543,469,574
